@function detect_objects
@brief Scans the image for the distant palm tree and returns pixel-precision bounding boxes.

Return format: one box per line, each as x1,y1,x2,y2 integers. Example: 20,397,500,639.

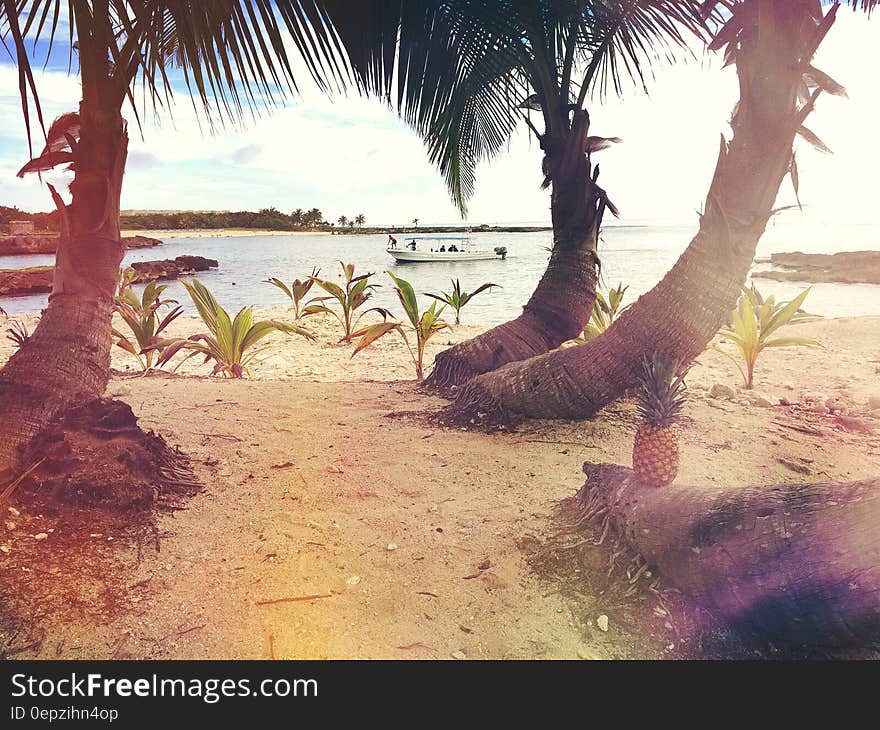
325,1,709,390
355,214,366,227
412,218,419,228
338,215,350,227
0,2,356,471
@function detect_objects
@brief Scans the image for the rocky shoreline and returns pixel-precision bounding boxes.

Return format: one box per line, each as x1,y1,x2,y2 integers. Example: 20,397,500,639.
0,233,161,256
755,250,880,284
0,255,217,296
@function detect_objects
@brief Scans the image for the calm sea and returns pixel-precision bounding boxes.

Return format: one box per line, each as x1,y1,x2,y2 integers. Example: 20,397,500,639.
3,219,880,324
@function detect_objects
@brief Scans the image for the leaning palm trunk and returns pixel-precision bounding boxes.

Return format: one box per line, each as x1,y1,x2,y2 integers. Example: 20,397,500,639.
0,106,128,474
424,109,605,391
451,1,836,423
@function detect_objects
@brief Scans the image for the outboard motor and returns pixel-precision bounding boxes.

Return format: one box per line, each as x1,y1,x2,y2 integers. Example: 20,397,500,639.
494,246,508,260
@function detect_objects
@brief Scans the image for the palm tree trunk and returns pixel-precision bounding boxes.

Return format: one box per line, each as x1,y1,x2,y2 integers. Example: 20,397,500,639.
0,105,128,474
450,1,830,423
576,463,880,649
424,109,602,391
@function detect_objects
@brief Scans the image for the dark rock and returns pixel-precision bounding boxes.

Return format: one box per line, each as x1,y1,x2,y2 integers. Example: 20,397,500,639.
0,255,216,296
754,250,880,285
128,255,218,283
0,266,54,295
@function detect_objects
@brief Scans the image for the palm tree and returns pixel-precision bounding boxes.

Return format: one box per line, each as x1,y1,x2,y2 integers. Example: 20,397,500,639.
411,218,420,228
0,2,353,472
355,213,366,227
338,215,350,228
452,0,873,422
323,1,708,390
304,208,324,228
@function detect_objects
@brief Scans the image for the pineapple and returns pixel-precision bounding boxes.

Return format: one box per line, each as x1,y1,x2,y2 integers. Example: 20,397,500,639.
632,354,689,487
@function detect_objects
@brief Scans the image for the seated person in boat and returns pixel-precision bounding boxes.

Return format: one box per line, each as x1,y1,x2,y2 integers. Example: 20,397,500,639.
407,240,417,251
439,245,446,252
449,243,458,252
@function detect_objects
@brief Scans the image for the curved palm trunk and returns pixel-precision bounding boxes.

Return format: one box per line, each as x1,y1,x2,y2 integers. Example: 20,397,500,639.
0,106,127,474
424,109,603,391
451,2,829,423
576,463,880,649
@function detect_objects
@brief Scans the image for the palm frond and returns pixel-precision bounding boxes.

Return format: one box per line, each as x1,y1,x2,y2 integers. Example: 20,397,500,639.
0,0,355,143
317,1,709,213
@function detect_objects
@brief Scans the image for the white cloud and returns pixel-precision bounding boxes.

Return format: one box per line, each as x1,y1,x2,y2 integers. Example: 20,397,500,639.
0,12,878,225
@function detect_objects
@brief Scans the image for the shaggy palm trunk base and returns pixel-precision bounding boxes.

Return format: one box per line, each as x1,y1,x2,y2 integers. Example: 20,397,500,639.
9,398,200,513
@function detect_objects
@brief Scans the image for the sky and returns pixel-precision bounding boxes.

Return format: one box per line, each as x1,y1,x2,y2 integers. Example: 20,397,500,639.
0,10,878,227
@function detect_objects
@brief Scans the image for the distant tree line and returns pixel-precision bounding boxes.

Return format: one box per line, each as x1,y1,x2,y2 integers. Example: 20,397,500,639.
0,205,342,233
121,206,330,231
0,205,58,232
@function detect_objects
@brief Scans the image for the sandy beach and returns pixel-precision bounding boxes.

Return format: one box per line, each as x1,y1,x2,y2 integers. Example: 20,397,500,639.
2,310,878,659
120,228,335,239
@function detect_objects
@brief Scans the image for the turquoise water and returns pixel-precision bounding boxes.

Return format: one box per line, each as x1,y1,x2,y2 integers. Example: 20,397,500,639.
2,219,879,323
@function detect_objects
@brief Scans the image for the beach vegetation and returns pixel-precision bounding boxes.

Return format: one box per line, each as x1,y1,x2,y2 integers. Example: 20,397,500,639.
575,283,629,343
305,262,393,339
112,269,185,372
5,319,31,351
154,279,315,378
266,268,321,320
349,272,450,380
713,286,817,389
426,279,499,325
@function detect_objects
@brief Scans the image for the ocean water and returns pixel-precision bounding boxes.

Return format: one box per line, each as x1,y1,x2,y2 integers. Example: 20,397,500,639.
2,219,879,324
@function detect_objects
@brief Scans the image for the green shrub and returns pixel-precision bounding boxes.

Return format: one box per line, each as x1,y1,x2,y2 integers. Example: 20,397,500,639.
713,285,817,389
575,283,628,343
266,267,321,319
425,278,498,325
348,272,449,380
154,278,315,378
304,261,392,338
112,268,184,371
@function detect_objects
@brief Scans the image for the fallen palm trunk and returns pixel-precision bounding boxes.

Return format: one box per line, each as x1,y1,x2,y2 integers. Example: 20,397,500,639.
577,462,880,648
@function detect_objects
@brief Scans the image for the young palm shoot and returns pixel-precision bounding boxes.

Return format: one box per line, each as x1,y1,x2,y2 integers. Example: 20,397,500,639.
425,279,498,325
5,319,31,351
713,286,817,389
349,272,450,380
112,268,184,372
304,261,392,338
155,279,315,378
266,267,320,320
575,283,629,343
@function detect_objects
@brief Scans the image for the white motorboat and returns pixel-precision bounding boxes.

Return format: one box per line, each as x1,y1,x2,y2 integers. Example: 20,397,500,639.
386,235,507,263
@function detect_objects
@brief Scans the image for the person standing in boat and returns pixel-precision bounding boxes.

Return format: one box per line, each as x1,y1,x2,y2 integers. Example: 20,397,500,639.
388,234,397,249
